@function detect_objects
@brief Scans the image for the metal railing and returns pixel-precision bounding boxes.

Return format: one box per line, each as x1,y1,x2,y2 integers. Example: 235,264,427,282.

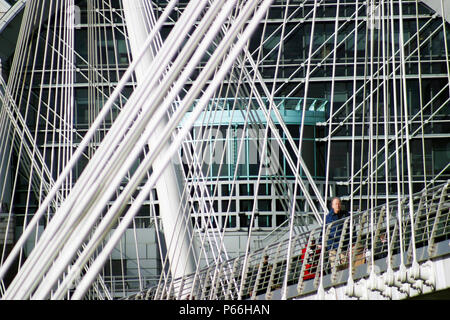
127,181,449,300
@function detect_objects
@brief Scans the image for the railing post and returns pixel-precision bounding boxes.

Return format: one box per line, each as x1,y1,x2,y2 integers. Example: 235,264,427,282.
427,184,448,257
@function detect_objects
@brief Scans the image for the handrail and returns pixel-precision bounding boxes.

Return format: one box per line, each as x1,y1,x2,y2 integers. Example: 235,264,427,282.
126,181,449,300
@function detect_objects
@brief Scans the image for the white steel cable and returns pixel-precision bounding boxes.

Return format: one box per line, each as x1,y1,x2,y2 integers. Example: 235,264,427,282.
398,0,418,270
238,6,290,299
2,0,77,295
38,0,264,298
70,0,275,299
129,1,251,295
16,0,210,299
388,0,407,284
0,0,180,290
381,0,394,289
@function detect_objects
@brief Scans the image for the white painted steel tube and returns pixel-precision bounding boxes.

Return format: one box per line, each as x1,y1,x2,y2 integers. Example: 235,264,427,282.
71,0,274,300
121,0,198,281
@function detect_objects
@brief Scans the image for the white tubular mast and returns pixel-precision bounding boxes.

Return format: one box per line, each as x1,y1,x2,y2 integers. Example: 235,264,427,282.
0,0,274,300
121,0,198,280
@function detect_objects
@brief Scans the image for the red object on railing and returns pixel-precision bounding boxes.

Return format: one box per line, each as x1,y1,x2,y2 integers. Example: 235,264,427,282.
300,246,320,280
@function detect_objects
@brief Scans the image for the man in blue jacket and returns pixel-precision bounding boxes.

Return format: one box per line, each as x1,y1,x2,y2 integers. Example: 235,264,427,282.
325,197,349,270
